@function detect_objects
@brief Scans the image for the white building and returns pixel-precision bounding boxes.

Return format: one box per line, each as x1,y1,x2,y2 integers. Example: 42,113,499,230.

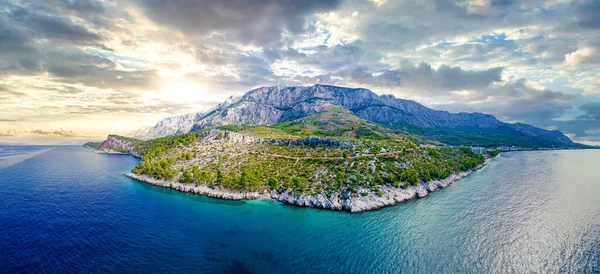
471,147,487,154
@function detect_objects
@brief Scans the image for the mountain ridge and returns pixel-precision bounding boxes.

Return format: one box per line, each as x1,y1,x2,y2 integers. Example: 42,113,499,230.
133,84,577,148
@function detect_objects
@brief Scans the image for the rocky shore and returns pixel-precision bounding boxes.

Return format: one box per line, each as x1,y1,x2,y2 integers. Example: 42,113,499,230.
124,161,487,213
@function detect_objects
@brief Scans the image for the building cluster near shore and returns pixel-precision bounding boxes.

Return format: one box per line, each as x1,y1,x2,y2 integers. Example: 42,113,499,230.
471,147,487,155
424,144,571,155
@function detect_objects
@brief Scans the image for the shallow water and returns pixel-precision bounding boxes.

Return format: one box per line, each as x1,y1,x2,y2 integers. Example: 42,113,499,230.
1,146,599,273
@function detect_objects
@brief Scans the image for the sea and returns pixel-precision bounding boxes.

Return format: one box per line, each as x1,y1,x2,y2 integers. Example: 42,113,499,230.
1,146,599,273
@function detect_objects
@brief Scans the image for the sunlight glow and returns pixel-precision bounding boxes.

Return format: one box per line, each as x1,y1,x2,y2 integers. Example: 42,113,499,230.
160,81,206,103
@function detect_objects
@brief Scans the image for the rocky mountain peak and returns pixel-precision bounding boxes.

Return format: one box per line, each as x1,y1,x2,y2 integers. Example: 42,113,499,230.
129,84,574,147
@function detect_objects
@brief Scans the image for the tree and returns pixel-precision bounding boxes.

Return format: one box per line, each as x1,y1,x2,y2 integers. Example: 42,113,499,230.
240,170,261,191
180,169,193,183
408,170,419,185
217,170,233,188
292,177,308,192
335,172,346,185
268,177,279,190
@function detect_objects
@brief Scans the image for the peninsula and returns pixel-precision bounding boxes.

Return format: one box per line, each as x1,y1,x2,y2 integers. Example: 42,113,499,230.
89,84,585,212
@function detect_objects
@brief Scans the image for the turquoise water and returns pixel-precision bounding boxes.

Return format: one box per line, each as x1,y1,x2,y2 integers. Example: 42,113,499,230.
1,146,599,273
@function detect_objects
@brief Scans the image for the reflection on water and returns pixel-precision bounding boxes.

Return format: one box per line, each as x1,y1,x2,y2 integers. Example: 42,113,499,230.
0,146,53,169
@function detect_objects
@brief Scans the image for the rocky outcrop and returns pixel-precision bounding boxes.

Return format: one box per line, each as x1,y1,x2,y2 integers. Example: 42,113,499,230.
125,173,263,200
124,162,487,213
200,129,265,143
343,163,486,212
95,135,142,158
131,112,204,140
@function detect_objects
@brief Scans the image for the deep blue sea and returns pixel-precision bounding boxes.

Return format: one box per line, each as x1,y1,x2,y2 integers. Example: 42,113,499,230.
1,146,599,273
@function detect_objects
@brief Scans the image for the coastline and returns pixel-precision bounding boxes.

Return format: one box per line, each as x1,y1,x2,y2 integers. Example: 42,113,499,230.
93,150,143,158
124,160,488,213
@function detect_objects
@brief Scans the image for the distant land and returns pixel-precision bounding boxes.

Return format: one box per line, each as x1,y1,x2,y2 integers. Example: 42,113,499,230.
87,84,589,212
0,142,29,146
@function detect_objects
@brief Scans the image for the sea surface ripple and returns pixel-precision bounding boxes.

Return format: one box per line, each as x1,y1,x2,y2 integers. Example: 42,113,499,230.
1,146,599,273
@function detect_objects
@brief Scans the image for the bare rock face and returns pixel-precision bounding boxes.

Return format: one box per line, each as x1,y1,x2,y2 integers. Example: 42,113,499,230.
131,112,204,140
95,135,142,158
187,84,506,131
200,129,265,143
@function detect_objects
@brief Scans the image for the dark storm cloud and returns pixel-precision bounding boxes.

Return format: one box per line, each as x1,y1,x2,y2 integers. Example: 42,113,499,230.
139,0,342,44
46,51,161,90
7,5,102,42
329,62,502,92
571,0,600,29
0,0,113,78
550,119,600,140
296,41,370,70
56,0,107,14
396,62,503,91
445,78,574,123
0,20,44,75
579,102,600,120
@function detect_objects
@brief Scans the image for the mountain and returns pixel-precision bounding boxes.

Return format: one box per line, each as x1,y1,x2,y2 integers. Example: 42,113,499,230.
90,84,587,212
131,112,204,140
133,84,578,148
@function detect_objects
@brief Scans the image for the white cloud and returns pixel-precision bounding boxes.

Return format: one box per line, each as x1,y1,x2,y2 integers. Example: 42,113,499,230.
585,129,600,135
565,46,599,66
368,0,388,7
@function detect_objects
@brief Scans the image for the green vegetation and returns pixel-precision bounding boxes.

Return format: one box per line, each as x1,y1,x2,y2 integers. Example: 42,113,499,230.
263,111,406,141
124,111,485,199
487,150,501,157
396,125,578,148
82,142,101,149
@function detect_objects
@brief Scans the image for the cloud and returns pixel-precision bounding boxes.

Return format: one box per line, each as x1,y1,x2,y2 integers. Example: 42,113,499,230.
306,61,503,93
0,0,117,78
368,0,388,7
431,78,575,125
0,129,18,136
394,62,503,92
0,19,44,75
30,128,79,137
565,46,600,66
55,0,107,14
45,51,161,90
579,102,600,120
0,0,599,145
571,0,600,29
7,6,102,42
585,129,600,135
138,0,342,45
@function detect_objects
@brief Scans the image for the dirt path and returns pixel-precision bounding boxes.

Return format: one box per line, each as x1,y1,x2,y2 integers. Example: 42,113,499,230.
259,149,409,161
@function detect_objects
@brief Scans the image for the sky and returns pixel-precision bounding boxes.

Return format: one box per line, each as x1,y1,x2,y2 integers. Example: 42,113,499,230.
0,0,599,145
